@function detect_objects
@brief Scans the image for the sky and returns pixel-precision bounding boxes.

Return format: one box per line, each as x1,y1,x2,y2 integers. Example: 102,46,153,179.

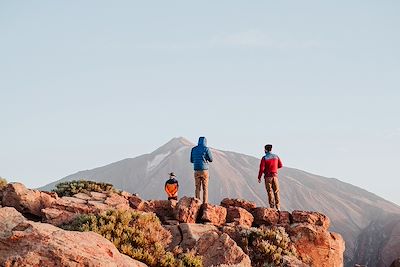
1,1,399,205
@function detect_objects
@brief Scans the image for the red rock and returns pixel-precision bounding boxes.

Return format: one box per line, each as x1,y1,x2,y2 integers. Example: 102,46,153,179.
195,232,251,267
1,183,56,217
163,225,182,250
221,224,248,249
289,223,345,267
0,207,147,267
221,198,256,212
142,200,176,222
278,210,291,225
226,206,254,228
201,203,227,226
90,191,108,200
73,192,93,200
128,194,146,210
252,207,280,226
104,193,130,210
292,210,330,230
175,196,202,223
179,223,219,250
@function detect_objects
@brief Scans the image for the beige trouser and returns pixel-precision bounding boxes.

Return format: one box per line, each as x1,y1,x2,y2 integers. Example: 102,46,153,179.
265,175,280,209
194,170,209,203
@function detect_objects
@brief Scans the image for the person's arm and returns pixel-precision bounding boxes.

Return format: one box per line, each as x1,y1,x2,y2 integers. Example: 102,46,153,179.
190,148,194,163
258,158,265,181
278,157,283,169
206,148,213,162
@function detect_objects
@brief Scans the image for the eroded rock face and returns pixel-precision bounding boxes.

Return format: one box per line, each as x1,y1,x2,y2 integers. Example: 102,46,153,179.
42,192,130,226
141,200,176,222
0,207,147,267
221,198,256,212
1,183,57,218
201,203,227,226
226,206,254,228
292,210,330,230
196,232,251,267
252,207,280,226
289,223,345,267
179,223,219,250
175,196,202,223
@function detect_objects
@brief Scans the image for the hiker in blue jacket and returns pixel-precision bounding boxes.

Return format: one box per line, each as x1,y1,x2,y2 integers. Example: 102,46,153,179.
190,137,213,203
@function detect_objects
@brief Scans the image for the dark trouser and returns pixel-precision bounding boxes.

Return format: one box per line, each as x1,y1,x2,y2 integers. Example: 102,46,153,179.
264,175,280,209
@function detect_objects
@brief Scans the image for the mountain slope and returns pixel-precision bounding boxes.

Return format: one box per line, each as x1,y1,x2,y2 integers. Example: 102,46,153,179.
41,137,400,266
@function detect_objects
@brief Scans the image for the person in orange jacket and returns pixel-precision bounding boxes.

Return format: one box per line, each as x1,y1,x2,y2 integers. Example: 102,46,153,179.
165,172,179,201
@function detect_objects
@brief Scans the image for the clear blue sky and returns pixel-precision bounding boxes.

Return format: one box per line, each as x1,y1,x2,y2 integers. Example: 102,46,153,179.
1,1,399,205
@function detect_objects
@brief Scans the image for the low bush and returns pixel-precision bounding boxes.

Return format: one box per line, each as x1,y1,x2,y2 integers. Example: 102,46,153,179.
0,177,7,189
63,209,202,267
240,226,298,266
53,180,117,197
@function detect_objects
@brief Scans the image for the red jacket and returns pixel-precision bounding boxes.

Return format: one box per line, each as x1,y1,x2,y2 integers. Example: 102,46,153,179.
258,152,283,179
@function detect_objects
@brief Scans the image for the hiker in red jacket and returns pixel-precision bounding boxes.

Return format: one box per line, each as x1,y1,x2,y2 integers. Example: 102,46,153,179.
258,144,283,210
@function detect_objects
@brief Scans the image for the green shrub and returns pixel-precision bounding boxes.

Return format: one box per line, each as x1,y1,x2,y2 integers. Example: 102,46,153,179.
53,179,117,197
63,209,202,267
0,177,7,189
240,226,298,267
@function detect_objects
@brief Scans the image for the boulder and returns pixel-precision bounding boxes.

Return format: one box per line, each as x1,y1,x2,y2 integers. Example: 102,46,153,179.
226,206,254,228
201,203,227,226
103,193,130,210
196,232,251,267
292,210,330,230
128,194,146,210
278,210,291,225
42,192,130,226
252,207,280,226
163,225,182,250
175,196,202,223
179,223,219,250
220,198,256,212
1,183,57,217
221,224,248,249
0,207,147,267
289,223,345,267
142,200,176,222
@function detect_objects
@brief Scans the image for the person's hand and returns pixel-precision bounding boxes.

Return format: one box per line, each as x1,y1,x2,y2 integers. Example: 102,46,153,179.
258,178,261,183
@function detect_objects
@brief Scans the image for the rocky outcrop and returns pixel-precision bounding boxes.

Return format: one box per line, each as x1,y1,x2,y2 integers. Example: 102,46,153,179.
196,232,251,267
42,191,129,226
0,207,147,267
221,198,256,212
1,183,57,218
292,210,330,230
175,196,202,223
179,223,220,250
0,183,345,267
252,207,280,226
226,206,254,228
201,203,227,226
141,199,176,222
289,223,345,267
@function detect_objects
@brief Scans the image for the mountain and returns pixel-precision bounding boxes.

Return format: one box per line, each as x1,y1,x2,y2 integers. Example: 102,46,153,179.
41,137,400,266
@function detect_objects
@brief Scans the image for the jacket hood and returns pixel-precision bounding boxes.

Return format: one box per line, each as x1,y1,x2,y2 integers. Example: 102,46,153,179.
198,137,207,146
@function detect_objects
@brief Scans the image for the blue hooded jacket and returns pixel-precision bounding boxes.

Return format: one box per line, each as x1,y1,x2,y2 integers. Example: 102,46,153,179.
190,137,213,171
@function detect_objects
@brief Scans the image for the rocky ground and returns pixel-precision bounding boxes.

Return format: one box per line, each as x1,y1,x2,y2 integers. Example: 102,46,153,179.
0,182,345,267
